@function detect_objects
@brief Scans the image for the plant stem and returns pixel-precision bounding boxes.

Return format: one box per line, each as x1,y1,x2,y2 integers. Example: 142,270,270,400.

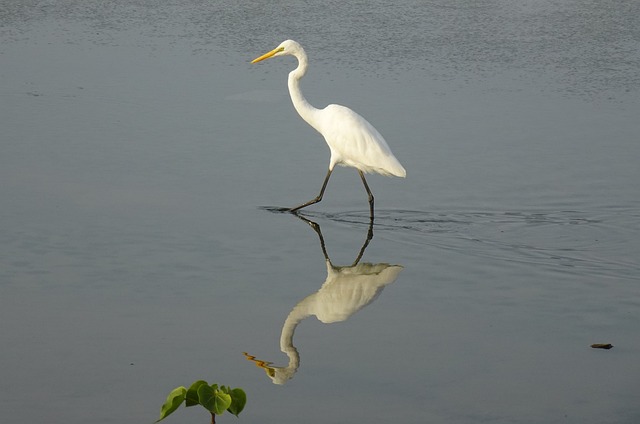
210,412,216,424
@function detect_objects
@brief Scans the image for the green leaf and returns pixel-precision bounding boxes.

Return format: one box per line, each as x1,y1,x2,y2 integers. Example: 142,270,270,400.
227,388,247,417
186,380,208,407
157,386,186,422
198,385,232,415
214,391,232,415
197,385,215,410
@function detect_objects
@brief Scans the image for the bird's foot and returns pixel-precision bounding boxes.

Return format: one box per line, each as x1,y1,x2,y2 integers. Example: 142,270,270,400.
259,206,293,214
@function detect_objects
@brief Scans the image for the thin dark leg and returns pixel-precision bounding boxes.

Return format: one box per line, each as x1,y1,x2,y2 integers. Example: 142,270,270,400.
358,170,375,219
290,168,333,212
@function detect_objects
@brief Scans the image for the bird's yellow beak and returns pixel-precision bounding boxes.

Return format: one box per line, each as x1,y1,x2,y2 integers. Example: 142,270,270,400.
251,46,284,64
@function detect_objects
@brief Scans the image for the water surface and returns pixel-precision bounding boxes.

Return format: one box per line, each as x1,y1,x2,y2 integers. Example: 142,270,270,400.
1,1,639,423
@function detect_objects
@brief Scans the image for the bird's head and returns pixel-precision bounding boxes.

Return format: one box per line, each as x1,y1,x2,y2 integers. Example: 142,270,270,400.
251,39,302,63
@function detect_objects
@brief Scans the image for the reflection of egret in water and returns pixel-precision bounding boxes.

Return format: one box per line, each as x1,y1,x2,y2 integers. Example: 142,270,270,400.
244,215,402,384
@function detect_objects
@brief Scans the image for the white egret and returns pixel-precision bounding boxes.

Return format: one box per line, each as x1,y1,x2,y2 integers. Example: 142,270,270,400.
251,40,406,217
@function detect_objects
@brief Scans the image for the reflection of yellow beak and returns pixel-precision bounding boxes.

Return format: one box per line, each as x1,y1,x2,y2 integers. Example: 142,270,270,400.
243,352,277,377
251,46,284,64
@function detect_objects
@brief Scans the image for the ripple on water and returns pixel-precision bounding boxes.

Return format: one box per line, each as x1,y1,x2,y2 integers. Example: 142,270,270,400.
290,208,639,281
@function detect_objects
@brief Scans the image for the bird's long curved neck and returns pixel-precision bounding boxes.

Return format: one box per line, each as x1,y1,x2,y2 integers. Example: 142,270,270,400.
280,301,311,352
288,51,320,131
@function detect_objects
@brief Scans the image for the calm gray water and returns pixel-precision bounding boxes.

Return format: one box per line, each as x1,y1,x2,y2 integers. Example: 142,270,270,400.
1,1,639,423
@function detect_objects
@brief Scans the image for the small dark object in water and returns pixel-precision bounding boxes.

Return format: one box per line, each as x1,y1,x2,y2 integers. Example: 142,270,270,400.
590,343,613,349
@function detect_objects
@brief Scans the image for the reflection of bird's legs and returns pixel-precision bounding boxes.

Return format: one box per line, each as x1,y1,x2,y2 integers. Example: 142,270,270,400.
358,170,375,219
351,217,374,266
290,168,333,212
293,206,373,266
293,213,330,261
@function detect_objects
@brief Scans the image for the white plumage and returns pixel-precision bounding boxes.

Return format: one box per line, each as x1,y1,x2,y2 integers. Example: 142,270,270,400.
318,104,406,177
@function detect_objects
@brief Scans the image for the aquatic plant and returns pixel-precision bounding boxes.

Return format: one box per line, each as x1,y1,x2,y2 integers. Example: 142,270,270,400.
157,380,246,424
